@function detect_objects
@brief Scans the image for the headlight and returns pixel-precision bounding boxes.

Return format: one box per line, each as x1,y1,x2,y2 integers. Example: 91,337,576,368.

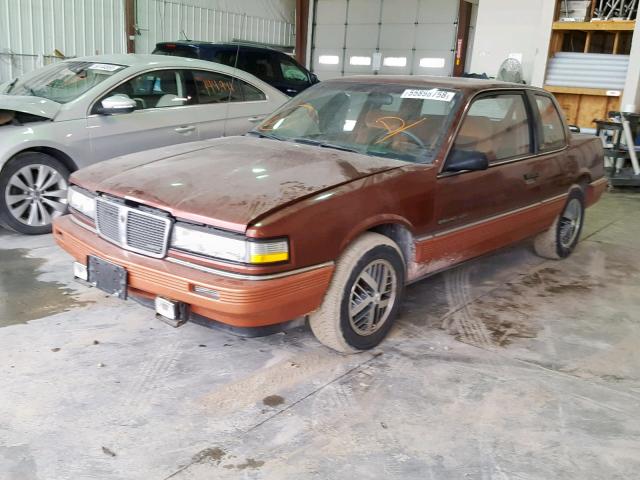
67,186,96,219
171,223,289,264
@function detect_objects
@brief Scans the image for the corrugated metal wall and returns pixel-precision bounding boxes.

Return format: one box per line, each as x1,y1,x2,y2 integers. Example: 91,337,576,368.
0,0,295,83
135,0,295,53
0,0,126,82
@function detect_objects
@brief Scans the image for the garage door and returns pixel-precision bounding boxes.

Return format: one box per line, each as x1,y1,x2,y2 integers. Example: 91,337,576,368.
311,0,459,80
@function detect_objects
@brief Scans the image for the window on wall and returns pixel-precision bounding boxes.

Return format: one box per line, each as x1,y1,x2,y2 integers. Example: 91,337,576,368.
452,94,531,164
383,57,407,67
318,55,340,65
535,95,566,151
419,57,445,69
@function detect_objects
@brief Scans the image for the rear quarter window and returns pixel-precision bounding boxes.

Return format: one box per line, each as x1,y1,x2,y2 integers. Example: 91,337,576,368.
535,95,566,151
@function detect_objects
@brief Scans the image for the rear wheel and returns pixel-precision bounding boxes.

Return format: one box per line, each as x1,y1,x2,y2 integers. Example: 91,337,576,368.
309,232,405,353
0,152,70,235
534,188,585,259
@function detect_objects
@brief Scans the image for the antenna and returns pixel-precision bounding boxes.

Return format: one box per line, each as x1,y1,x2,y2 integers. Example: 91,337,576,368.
223,13,247,137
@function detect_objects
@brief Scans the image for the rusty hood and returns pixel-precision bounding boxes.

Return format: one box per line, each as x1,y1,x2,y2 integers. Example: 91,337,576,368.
74,136,404,232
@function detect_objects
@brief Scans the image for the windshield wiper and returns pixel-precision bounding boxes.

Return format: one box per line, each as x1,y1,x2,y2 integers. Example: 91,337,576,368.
246,130,285,142
5,78,18,94
291,137,361,154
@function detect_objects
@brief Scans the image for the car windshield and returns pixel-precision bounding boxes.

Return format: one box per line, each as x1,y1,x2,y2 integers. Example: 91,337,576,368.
253,81,461,163
7,61,126,104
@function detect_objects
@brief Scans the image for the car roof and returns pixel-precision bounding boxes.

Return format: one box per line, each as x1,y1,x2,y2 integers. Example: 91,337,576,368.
156,41,287,55
331,75,528,93
67,53,225,69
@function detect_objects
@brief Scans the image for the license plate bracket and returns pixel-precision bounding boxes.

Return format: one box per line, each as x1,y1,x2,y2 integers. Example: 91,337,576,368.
88,255,128,300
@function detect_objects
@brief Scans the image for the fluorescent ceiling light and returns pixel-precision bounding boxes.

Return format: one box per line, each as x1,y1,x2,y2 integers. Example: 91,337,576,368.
420,57,445,68
349,56,371,66
383,57,407,67
318,55,339,65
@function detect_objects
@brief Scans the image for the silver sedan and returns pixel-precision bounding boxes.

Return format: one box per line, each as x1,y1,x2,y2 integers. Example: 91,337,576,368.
0,54,288,234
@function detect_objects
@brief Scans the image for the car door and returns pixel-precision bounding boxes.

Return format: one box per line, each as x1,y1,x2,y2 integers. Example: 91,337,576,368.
427,91,543,264
190,68,278,137
528,92,571,198
87,69,200,163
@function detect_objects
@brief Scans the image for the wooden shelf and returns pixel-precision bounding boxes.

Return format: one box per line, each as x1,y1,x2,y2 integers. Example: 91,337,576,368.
553,20,636,31
544,85,622,96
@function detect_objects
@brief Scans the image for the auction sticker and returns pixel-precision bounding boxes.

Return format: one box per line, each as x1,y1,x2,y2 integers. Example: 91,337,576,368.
401,88,455,102
88,63,123,72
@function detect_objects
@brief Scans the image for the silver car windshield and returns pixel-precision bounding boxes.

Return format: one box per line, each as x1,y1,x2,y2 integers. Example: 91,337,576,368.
254,81,461,164
8,61,126,104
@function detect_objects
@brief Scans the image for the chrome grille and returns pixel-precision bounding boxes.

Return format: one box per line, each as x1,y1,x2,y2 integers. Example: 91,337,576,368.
95,198,171,258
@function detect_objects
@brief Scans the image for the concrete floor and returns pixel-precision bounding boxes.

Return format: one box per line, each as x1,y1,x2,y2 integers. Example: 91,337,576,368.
0,191,639,480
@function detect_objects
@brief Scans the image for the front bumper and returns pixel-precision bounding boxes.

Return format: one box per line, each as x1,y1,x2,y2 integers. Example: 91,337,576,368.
586,177,608,208
53,216,334,328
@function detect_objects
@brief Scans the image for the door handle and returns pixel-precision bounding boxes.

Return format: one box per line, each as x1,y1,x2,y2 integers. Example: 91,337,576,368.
248,115,265,123
523,172,540,183
175,125,196,134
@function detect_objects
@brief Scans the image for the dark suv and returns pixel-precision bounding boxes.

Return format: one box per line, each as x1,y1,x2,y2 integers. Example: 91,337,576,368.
153,41,318,97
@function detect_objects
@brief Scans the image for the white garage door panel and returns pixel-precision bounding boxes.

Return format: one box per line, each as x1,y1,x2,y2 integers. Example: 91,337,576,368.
415,24,456,48
316,0,348,24
380,25,416,49
346,25,380,49
413,49,454,77
311,0,458,78
348,0,382,23
381,0,419,23
344,48,376,74
417,0,459,23
314,24,346,48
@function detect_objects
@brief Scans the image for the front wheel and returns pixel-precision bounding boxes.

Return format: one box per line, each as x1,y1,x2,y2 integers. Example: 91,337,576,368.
309,232,405,353
534,188,585,259
0,152,70,235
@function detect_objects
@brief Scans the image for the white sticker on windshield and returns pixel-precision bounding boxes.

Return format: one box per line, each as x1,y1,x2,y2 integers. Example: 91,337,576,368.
88,63,122,72
401,88,455,102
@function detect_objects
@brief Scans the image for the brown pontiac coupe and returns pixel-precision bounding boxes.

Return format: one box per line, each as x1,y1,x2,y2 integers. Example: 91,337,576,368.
53,77,606,352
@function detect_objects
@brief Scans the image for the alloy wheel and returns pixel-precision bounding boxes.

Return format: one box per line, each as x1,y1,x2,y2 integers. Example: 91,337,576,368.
348,259,398,336
558,197,582,249
5,164,68,227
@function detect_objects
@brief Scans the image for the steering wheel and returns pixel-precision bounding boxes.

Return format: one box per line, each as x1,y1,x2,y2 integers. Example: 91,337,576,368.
374,129,426,149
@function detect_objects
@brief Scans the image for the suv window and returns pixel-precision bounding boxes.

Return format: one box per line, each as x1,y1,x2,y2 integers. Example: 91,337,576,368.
191,70,266,103
452,93,531,164
242,53,277,82
97,69,191,112
535,95,566,151
278,55,309,85
153,45,199,59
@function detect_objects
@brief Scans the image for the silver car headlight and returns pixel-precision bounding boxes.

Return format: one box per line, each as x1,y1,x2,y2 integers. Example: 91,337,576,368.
67,186,96,219
171,223,289,264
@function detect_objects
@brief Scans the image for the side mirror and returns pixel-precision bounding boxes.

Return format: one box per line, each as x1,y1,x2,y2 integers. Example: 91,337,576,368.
444,149,489,172
310,73,320,84
99,95,137,115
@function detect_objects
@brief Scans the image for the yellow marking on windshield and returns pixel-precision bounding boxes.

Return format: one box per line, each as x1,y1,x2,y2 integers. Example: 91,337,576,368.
374,117,427,144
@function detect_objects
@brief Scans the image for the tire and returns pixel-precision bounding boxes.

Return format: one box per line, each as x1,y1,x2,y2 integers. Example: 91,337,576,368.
534,188,585,260
309,232,405,353
0,152,70,235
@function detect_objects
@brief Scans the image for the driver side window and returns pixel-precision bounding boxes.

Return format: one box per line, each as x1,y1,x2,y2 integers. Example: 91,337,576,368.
452,93,531,164
96,69,191,113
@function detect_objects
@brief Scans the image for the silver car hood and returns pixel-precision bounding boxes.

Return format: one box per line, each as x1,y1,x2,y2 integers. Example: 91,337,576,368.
0,95,61,120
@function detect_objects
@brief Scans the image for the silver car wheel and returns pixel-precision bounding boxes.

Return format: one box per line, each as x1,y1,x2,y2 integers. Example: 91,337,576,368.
558,197,582,249
5,164,68,227
348,259,398,336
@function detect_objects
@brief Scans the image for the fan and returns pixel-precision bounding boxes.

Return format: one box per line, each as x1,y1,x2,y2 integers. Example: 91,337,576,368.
496,57,524,84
